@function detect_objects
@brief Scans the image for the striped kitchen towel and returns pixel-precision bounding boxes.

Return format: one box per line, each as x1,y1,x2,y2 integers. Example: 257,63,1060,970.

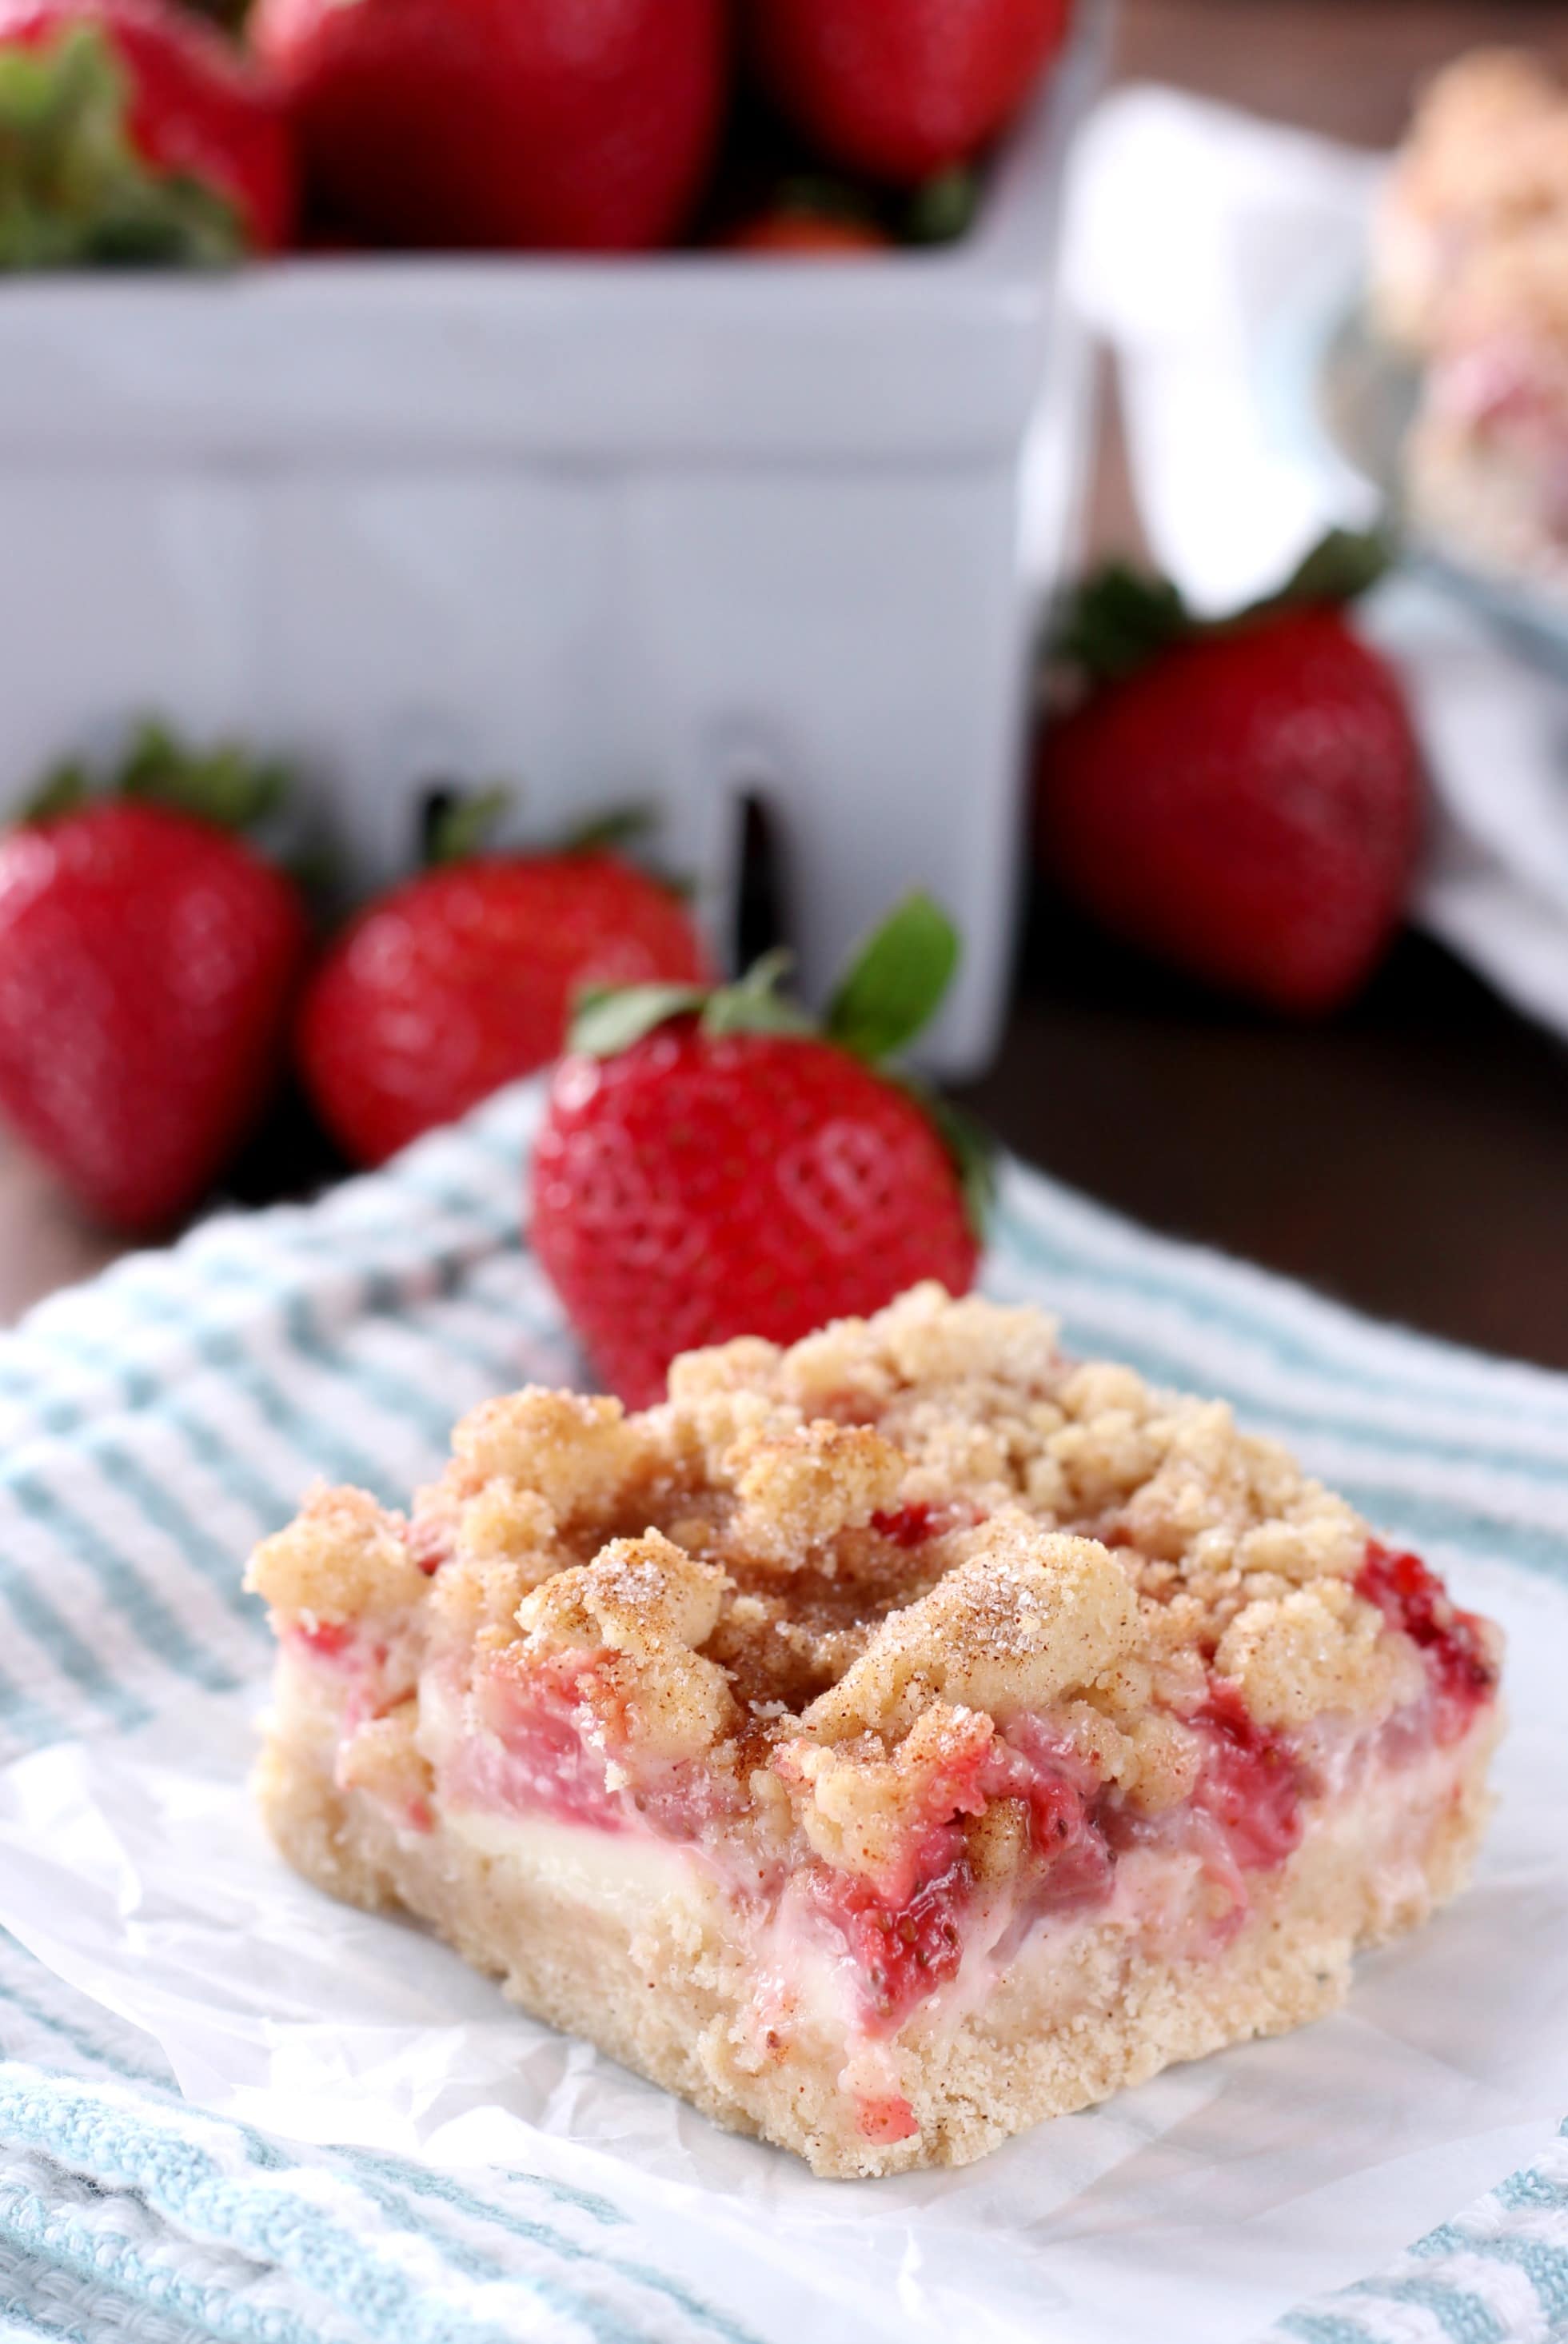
0,1078,1564,2344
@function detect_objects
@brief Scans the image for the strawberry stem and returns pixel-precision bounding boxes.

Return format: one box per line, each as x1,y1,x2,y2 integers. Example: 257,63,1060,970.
700,948,816,1039
425,783,513,866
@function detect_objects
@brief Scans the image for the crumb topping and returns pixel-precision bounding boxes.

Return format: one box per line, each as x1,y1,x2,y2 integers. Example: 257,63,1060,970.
247,1284,1482,1868
1391,49,1568,227
1373,47,1568,353
800,1519,1138,1743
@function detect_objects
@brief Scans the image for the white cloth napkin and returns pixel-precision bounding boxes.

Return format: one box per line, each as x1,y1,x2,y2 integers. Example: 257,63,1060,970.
1063,86,1568,1040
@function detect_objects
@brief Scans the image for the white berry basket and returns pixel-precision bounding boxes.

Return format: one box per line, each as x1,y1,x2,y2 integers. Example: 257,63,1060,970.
0,2,1105,1076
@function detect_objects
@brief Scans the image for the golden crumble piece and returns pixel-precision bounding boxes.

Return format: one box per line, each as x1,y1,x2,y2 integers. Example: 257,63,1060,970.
775,1703,993,1892
1371,48,1568,350
337,1700,433,1825
802,1518,1141,1744
450,1483,561,1582
451,1388,652,1525
729,1424,906,1563
513,1532,737,1761
245,1483,427,1627
1215,1581,1427,1729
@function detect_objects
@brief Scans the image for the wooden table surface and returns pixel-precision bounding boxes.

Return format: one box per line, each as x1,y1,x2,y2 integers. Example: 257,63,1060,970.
4,0,1566,1370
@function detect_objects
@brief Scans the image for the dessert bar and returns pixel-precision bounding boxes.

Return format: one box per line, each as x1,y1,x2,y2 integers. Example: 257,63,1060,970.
248,1285,1502,2176
1373,50,1568,593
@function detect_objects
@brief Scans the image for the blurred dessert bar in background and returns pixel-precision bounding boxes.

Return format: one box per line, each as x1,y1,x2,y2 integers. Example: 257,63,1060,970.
1372,50,1568,594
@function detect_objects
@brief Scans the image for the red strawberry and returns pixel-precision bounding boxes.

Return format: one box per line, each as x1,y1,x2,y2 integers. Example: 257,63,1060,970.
0,0,293,261
747,0,1071,185
529,896,986,1407
0,728,309,1230
299,836,712,1168
1035,534,1424,1016
252,0,724,253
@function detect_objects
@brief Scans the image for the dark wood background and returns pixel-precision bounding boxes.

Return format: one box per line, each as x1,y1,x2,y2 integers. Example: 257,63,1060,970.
3,0,1566,1367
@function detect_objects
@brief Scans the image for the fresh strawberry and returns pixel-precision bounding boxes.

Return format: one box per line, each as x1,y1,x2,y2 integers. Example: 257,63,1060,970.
298,813,712,1168
1035,533,1424,1016
529,895,987,1407
252,0,724,253
0,0,293,262
746,0,1071,185
0,724,309,1230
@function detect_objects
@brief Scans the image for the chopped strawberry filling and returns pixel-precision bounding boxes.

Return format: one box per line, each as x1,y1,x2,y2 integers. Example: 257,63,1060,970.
856,2090,920,2145
1194,1681,1303,1871
868,1500,982,1547
815,1830,972,2032
293,1619,355,1659
466,1657,631,1832
990,1719,1115,1910
1356,1541,1498,1743
458,1654,734,1840
870,1502,939,1547
406,1518,452,1575
815,1725,1123,2032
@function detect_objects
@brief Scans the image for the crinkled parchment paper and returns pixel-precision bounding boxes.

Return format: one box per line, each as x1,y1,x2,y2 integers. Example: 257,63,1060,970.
1,1555,1565,2344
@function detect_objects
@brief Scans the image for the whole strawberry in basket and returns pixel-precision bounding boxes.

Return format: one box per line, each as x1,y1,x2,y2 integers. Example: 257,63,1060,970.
0,723,310,1229
748,0,1072,184
298,800,712,1167
0,0,293,263
253,0,724,253
1035,533,1424,1016
530,893,988,1405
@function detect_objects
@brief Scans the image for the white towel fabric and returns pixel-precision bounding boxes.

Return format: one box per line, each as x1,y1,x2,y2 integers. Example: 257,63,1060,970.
1065,86,1568,1042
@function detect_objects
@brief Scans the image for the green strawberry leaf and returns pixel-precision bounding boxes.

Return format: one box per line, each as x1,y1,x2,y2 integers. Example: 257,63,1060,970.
904,165,980,247
1240,525,1394,623
569,947,817,1057
556,803,657,857
771,172,881,231
824,892,960,1064
21,758,90,822
896,1078,998,1244
16,716,293,834
118,717,289,830
1055,530,1394,693
425,783,513,866
570,980,711,1058
569,900,964,1066
0,23,245,271
1054,565,1193,688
